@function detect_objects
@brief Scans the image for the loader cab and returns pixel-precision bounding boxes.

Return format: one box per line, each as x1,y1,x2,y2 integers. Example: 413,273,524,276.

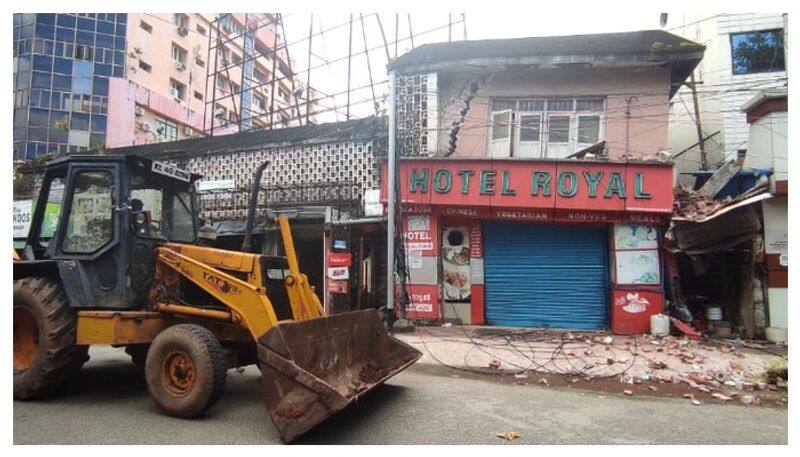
24,155,200,308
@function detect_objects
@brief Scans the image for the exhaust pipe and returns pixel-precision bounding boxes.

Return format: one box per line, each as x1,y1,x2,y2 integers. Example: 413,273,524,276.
241,160,271,252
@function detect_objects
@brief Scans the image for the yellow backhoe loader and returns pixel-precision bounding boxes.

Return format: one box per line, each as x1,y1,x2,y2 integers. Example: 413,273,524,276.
13,155,420,442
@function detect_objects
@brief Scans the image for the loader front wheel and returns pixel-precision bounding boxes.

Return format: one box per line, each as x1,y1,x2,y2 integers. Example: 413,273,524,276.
13,277,88,400
145,324,227,418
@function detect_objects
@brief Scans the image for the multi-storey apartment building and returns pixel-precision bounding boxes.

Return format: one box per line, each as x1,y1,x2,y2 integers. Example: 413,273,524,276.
664,13,787,183
12,13,312,161
108,13,312,148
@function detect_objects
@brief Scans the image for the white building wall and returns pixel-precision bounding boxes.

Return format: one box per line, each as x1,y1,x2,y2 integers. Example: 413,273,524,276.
744,110,788,181
667,13,787,184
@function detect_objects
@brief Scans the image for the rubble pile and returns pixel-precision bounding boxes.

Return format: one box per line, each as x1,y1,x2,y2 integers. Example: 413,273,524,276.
673,183,769,222
399,328,787,406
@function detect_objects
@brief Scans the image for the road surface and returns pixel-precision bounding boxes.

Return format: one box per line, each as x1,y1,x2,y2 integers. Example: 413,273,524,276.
14,346,787,444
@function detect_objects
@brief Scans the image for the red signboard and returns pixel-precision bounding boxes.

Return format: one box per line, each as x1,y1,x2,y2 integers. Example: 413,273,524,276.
327,252,352,267
328,279,349,294
381,159,674,220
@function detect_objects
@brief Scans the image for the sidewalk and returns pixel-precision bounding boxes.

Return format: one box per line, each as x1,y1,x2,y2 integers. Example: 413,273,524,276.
395,325,788,406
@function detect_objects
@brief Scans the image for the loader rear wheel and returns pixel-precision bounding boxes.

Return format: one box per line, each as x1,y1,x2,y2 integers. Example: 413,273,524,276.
145,324,227,418
13,277,88,400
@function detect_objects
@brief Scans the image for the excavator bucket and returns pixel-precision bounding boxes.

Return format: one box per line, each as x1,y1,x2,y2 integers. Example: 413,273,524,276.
257,309,421,443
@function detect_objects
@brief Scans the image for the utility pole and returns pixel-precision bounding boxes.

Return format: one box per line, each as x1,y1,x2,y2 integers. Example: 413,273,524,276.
689,71,708,169
386,70,397,321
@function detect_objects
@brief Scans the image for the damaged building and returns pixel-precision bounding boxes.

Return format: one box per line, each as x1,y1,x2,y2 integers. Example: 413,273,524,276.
384,30,706,331
665,88,787,342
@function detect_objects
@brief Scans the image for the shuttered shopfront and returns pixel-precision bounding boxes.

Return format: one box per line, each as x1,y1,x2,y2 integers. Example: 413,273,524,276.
483,222,609,329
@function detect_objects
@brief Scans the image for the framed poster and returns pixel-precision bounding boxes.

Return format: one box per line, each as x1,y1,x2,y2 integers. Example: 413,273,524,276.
615,250,660,285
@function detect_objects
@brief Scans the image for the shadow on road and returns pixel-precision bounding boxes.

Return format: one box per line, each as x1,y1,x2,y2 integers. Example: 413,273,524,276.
294,383,408,444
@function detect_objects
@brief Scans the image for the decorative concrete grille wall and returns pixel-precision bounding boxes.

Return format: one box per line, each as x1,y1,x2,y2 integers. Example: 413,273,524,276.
169,139,381,221
396,72,438,157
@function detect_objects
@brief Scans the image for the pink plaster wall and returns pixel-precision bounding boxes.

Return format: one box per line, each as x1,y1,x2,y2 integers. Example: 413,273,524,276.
447,67,670,159
107,77,234,149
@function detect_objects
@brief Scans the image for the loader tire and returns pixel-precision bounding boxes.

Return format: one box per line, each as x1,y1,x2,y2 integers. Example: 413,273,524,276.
13,277,89,400
145,324,227,418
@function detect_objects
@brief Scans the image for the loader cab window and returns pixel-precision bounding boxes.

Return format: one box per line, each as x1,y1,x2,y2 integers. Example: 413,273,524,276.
61,171,114,253
130,172,196,243
35,177,66,248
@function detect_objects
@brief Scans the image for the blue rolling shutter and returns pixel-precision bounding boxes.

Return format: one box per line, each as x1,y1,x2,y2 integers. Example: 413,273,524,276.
483,222,608,329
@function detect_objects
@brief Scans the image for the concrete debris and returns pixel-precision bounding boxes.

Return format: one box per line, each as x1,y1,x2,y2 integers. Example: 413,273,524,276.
683,393,694,399
488,359,501,370
712,393,732,401
692,399,702,406
648,386,658,391
538,378,549,386
514,372,528,379
496,431,520,441
623,390,633,396
618,357,629,363
602,336,614,345
741,395,756,406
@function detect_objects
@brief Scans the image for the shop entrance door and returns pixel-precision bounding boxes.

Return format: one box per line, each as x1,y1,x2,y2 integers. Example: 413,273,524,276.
483,222,608,329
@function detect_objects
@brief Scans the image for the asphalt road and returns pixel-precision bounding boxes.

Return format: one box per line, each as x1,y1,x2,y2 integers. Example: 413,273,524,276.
14,346,788,445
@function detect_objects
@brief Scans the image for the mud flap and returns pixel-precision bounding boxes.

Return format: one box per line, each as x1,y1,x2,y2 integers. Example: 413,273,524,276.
257,309,422,443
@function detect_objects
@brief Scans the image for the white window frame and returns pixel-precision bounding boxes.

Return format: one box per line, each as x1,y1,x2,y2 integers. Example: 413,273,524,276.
171,43,187,65
488,97,605,158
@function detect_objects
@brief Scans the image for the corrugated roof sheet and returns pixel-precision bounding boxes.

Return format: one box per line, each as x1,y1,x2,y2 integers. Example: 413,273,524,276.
109,116,385,159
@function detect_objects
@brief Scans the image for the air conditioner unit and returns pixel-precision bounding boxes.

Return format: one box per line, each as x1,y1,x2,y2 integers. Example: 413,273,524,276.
222,24,232,33
184,127,194,136
213,108,225,118
134,106,144,116
177,26,189,36
170,88,180,98
174,61,186,71
140,122,151,132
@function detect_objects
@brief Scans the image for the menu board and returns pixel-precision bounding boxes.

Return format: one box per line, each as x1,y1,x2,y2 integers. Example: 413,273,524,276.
613,224,659,250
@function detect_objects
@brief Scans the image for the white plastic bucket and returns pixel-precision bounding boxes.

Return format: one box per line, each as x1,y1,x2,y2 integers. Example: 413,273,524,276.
650,314,670,336
706,306,723,321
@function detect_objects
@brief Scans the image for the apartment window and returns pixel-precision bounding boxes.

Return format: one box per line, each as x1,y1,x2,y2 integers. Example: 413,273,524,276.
229,81,241,94
195,56,205,67
154,117,177,142
228,110,238,123
169,79,186,100
172,43,187,65
140,20,152,33
254,67,268,84
74,44,93,61
278,87,290,102
253,95,265,110
196,24,206,36
194,91,203,101
231,52,242,65
489,97,605,158
138,60,152,72
730,29,785,75
173,13,189,28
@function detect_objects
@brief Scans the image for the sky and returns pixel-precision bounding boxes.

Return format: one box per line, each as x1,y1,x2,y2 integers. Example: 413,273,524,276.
280,12,668,123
